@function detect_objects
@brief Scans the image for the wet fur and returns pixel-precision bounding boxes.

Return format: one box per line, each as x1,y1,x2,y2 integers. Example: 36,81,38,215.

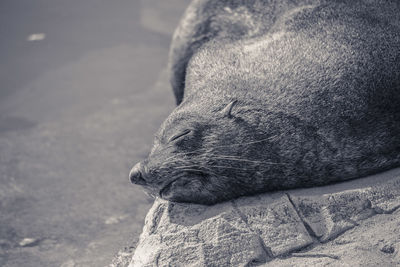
132,0,400,204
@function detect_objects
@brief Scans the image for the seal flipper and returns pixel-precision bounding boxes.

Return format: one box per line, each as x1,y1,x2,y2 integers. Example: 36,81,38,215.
168,0,218,105
169,0,271,105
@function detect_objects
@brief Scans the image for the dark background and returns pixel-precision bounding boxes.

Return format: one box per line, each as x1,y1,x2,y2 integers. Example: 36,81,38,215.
0,0,190,266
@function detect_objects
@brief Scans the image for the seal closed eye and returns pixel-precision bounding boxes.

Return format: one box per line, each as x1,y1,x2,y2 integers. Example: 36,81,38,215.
168,129,192,142
129,0,400,205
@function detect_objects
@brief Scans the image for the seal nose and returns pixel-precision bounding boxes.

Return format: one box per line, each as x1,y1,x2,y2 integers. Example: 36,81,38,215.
129,162,147,185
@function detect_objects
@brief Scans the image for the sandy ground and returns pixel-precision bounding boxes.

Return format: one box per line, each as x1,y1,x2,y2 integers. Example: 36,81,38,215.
0,1,190,266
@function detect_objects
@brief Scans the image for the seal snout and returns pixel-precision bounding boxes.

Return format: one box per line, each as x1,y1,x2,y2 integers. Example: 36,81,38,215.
129,162,147,185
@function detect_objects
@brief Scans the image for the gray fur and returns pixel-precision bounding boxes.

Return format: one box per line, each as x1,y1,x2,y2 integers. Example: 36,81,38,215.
130,0,400,204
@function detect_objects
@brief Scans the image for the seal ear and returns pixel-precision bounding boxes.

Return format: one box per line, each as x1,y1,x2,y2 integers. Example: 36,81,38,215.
220,100,237,118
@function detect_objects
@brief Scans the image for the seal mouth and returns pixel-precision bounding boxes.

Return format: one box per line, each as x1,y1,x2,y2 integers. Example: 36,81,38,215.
159,171,210,199
159,177,181,198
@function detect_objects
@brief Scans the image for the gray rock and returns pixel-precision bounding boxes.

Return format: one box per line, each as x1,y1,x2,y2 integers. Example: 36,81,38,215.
112,167,400,266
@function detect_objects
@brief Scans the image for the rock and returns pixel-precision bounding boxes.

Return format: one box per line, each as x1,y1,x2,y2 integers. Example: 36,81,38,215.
233,193,314,256
112,167,400,266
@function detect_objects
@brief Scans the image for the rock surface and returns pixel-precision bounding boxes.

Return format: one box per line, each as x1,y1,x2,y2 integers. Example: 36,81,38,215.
112,168,400,266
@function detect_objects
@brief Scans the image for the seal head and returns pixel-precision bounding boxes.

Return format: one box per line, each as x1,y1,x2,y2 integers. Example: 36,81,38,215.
129,100,282,204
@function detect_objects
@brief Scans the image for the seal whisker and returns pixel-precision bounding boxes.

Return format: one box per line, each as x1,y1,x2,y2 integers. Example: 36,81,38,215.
163,154,181,162
162,158,187,166
165,137,273,157
206,156,264,163
179,168,208,173
175,165,203,170
207,165,258,171
203,154,289,165
175,165,215,173
205,137,273,149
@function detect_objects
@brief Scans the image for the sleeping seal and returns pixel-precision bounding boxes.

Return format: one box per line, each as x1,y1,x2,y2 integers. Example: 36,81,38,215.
129,0,400,204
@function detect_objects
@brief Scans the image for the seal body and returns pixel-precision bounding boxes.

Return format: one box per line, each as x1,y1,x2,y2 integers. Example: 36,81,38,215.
130,0,400,205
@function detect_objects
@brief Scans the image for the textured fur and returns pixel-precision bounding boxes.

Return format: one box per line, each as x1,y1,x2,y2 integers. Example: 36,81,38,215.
130,0,400,205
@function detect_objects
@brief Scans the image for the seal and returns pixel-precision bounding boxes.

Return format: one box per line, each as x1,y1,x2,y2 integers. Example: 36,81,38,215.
129,0,400,205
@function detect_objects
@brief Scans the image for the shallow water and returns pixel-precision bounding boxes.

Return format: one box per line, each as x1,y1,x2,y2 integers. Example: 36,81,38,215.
0,1,190,266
